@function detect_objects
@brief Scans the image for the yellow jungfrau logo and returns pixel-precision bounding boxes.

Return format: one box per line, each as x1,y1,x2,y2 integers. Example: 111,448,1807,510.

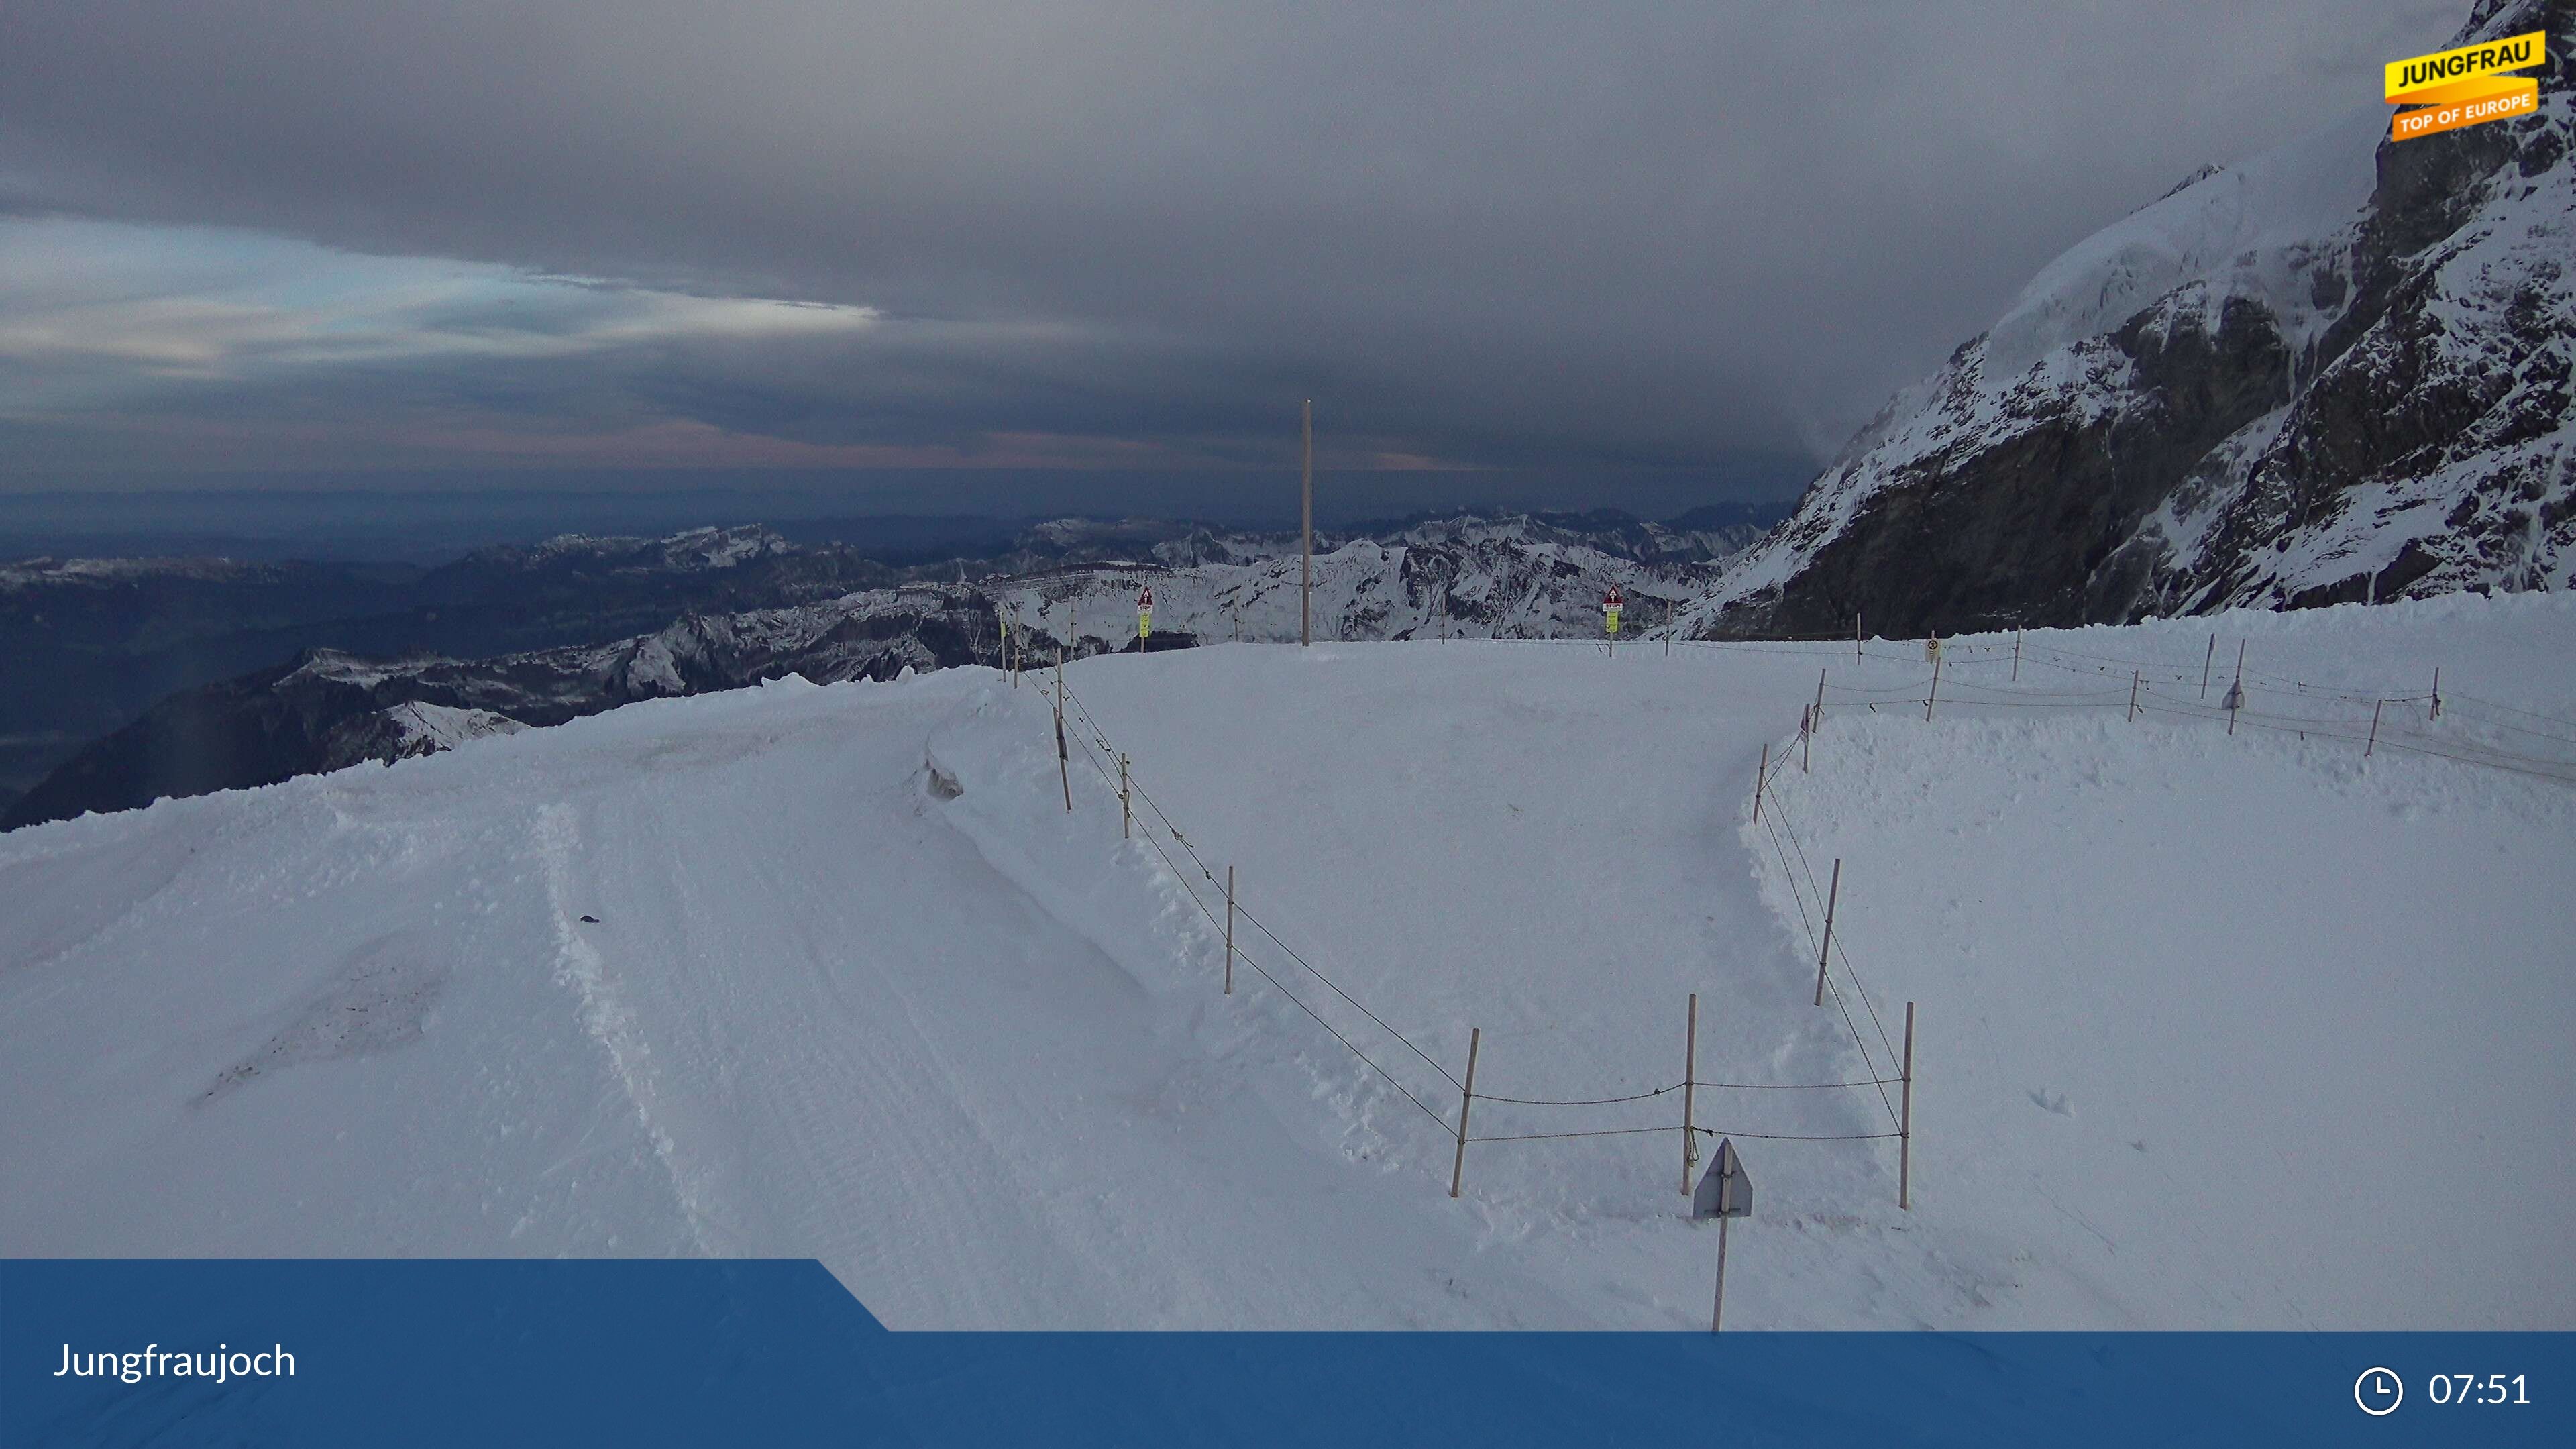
2385,30,2546,142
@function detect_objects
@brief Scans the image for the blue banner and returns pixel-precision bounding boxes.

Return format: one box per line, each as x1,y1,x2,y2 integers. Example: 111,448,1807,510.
5,1261,2567,1446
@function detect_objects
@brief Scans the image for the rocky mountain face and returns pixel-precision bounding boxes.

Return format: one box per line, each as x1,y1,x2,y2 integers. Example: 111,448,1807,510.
1694,0,2572,639
4,509,1772,828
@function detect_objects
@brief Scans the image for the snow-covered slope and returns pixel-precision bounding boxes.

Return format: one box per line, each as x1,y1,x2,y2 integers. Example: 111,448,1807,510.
4,590,2568,1328
1701,0,2574,637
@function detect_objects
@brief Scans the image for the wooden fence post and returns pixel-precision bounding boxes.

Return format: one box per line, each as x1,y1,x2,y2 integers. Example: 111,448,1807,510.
1899,1001,1916,1210
1224,866,1235,995
1053,677,1073,814
1752,743,1768,824
1680,992,1699,1195
1812,858,1842,1007
1448,1028,1482,1198
1713,1212,1732,1333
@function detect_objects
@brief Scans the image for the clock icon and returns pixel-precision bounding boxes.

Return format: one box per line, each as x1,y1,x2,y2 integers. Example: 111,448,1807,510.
2355,1366,2404,1416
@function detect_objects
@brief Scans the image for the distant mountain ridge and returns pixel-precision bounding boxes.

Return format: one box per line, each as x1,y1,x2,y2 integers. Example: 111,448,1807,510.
3,506,1782,828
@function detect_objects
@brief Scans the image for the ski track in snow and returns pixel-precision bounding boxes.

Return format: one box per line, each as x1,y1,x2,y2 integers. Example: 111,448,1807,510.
1,594,2569,1328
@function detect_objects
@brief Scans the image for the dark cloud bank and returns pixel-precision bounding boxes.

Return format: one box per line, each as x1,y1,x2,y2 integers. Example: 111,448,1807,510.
0,1,2466,514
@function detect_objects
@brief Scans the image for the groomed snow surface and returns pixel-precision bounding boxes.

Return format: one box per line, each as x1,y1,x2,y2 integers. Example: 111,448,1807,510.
3,592,2569,1329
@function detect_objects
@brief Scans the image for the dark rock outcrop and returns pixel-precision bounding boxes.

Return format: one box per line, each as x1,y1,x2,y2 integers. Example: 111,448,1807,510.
1701,0,2571,638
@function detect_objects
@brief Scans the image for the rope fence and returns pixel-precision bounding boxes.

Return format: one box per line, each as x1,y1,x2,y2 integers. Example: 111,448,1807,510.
1030,661,1917,1212
973,609,2564,1242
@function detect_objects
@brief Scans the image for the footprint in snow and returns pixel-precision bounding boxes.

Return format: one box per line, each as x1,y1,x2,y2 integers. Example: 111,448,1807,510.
2028,1087,2072,1117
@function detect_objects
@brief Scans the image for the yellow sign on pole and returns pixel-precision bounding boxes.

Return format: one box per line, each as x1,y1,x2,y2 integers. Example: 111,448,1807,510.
2385,30,2545,142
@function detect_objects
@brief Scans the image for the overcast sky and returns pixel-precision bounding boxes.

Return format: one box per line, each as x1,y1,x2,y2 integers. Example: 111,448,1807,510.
0,1,2467,507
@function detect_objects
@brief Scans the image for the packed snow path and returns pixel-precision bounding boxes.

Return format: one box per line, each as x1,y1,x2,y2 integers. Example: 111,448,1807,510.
3,594,2569,1328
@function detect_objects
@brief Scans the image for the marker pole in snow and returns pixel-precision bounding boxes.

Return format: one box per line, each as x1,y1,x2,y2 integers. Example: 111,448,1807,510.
1701,1140,1749,1332
1899,1002,1917,1210
2200,633,2217,699
2012,630,2022,682
1120,753,1131,837
2128,670,2141,722
1054,653,1072,813
1680,993,1699,1196
2226,641,2247,735
1925,642,1942,722
2430,667,2443,720
1224,866,1236,995
1713,1214,1731,1332
1752,743,1768,824
1448,1027,1481,1198
1804,670,1825,773
2366,700,2384,757
1811,858,1841,1008
1856,611,1863,662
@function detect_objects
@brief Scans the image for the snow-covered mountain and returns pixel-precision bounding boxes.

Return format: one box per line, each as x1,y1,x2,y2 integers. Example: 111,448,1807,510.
5,512,1765,828
5,592,2568,1327
1695,0,2573,638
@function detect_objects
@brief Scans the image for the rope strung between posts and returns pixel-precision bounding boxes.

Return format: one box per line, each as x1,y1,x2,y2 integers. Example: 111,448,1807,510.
1060,682,1470,1093
1468,1125,1902,1144
1473,1083,1679,1107
1055,704,1461,1132
1753,776,1905,1130
1762,786,1906,1079
1470,1073,1902,1108
1055,674,1906,1146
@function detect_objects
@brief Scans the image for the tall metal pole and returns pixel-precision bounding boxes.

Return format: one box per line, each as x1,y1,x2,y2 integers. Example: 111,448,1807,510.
1680,993,1699,1195
1301,398,1314,647
1448,1026,1481,1198
1224,866,1235,995
1899,1002,1916,1210
1812,858,1841,1007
